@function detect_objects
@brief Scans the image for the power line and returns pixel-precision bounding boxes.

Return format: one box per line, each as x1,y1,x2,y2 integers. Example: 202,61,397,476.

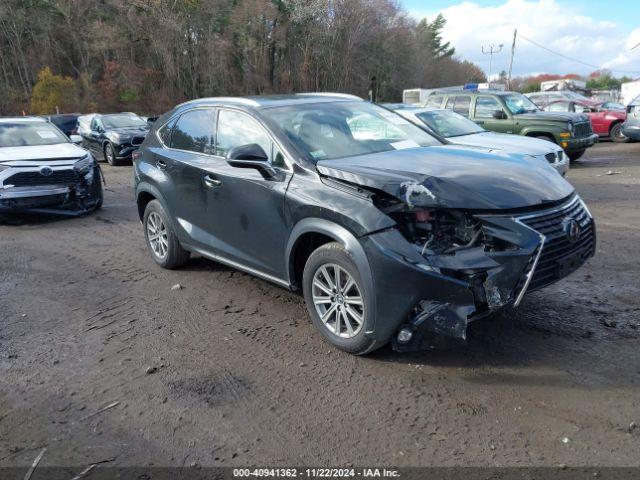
519,34,640,75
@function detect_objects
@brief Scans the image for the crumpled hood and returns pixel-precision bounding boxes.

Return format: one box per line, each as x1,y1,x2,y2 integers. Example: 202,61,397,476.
316,145,574,210
452,131,559,156
0,143,87,163
514,111,589,123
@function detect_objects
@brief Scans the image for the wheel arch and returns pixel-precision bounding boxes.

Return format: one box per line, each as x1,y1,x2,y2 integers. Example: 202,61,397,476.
135,182,164,221
608,119,623,133
524,131,557,143
286,218,373,290
286,217,377,335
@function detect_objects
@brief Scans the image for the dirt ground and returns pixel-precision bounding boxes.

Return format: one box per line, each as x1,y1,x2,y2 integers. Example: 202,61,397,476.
1,142,639,470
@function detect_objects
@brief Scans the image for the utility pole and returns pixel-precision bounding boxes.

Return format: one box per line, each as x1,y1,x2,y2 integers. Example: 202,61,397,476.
507,29,517,90
482,43,504,87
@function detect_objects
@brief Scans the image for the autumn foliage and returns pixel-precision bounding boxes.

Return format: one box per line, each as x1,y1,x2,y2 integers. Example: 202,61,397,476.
0,0,486,115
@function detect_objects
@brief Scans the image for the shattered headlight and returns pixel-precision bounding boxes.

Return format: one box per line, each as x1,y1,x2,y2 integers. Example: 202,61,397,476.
393,209,483,256
74,154,96,174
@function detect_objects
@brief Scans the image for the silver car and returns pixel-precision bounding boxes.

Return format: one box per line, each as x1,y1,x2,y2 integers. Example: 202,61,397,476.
389,105,569,176
0,117,103,216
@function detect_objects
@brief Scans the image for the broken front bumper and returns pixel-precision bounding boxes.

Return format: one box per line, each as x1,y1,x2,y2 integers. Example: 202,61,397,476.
0,166,103,215
361,195,595,351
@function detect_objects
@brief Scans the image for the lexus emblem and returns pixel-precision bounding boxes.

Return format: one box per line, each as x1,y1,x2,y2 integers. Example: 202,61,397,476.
563,217,580,243
39,166,53,177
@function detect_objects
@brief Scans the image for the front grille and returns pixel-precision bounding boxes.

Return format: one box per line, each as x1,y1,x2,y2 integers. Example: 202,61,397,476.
5,169,80,187
574,121,592,138
517,196,595,292
131,136,145,146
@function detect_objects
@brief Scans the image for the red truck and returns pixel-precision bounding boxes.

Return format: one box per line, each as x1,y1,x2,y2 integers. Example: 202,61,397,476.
543,99,628,142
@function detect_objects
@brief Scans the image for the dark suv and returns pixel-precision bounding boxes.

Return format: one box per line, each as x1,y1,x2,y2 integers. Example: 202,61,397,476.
81,113,149,165
424,89,598,161
134,94,595,354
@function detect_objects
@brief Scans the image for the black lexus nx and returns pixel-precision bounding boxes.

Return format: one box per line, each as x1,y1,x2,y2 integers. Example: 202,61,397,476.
133,94,595,354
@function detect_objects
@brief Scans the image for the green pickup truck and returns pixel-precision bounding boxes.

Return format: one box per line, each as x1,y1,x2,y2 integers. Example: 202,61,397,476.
422,89,598,160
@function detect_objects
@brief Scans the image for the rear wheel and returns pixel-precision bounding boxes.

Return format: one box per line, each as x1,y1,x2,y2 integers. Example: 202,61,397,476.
610,123,629,143
302,242,383,355
143,200,190,269
568,149,586,162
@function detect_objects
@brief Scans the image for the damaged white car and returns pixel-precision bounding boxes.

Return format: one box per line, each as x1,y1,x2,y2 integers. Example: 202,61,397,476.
0,117,103,217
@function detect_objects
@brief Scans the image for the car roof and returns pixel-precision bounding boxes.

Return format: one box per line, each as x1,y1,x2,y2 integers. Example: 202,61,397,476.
0,116,48,123
178,93,362,110
388,105,435,114
429,89,512,96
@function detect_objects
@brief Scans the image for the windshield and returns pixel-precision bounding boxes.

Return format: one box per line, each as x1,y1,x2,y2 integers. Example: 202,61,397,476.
415,110,484,137
502,93,540,114
262,101,440,161
564,91,590,101
102,114,147,129
0,122,69,147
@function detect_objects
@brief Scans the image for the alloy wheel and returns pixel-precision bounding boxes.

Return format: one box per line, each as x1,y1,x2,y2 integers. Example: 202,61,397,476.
312,263,364,338
146,211,168,259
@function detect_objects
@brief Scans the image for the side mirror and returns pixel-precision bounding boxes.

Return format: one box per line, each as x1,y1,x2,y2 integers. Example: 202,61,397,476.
493,110,507,120
69,134,83,144
226,143,276,179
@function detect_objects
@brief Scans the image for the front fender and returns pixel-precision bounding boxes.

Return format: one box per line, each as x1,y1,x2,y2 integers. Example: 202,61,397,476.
285,217,378,337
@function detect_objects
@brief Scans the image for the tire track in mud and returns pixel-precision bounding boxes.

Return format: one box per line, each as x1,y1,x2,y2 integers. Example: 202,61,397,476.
154,284,308,462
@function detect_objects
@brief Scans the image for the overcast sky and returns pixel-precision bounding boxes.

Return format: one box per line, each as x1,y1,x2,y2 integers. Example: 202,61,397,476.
403,0,640,79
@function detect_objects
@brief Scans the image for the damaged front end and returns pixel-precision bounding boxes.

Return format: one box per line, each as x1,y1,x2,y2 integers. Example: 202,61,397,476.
368,200,543,351
358,185,593,352
316,149,594,351
0,156,104,217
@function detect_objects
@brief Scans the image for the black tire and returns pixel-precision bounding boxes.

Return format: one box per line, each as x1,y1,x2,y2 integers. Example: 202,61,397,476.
610,123,629,143
104,142,119,166
302,242,383,355
568,149,585,162
93,178,103,210
143,199,190,269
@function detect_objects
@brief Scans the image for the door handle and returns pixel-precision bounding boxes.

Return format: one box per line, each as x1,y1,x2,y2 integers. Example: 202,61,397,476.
203,174,222,188
156,159,167,169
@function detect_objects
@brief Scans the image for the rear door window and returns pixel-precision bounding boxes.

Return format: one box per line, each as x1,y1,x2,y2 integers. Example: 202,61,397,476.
170,109,215,154
445,96,472,117
425,95,444,108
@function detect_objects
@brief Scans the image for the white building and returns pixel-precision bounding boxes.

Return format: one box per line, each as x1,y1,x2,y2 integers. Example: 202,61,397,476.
621,80,640,105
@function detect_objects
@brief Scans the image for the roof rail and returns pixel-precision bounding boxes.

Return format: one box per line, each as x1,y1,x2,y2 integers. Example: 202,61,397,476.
177,97,261,108
296,92,362,100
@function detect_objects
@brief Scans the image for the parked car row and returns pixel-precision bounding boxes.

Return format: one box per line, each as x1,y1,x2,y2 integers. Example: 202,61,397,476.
420,88,599,161
525,91,629,143
1,92,598,356
385,104,569,176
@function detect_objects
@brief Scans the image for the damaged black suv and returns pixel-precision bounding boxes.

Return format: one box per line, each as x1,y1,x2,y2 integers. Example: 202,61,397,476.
134,94,595,354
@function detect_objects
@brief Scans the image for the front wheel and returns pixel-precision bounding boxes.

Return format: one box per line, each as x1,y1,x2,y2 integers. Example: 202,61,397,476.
302,242,383,355
610,123,629,143
568,149,585,162
104,142,119,166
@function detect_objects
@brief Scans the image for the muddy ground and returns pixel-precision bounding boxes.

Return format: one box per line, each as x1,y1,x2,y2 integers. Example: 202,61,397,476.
0,142,639,471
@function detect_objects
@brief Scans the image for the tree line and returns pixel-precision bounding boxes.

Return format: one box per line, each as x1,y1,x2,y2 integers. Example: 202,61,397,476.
0,0,486,115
